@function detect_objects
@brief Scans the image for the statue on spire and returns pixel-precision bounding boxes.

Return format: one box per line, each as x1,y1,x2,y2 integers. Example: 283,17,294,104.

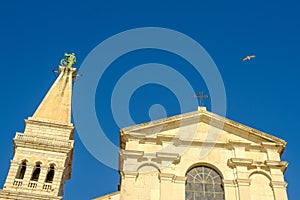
60,53,76,68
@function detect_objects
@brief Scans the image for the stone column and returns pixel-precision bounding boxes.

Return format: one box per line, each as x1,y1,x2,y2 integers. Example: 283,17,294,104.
159,173,174,200
223,179,238,200
173,176,186,200
52,167,64,196
236,179,251,200
36,165,48,190
227,158,253,200
22,163,34,189
271,181,288,200
3,160,19,190
119,172,138,200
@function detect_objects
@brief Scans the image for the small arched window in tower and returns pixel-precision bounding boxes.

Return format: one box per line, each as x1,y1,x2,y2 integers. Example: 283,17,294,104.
45,165,55,183
185,166,225,200
15,160,27,179
30,163,41,181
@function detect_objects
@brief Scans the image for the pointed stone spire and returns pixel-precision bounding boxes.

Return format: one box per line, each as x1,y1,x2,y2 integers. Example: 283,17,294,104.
0,53,76,199
32,53,76,124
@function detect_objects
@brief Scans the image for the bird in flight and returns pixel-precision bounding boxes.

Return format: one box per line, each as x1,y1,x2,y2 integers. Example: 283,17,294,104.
242,55,256,61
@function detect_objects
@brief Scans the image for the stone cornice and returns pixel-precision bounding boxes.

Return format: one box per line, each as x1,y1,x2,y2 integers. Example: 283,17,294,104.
228,158,288,173
265,160,288,172
120,171,139,179
13,133,73,153
120,150,144,158
120,171,186,185
156,152,180,161
0,190,62,200
120,110,286,148
228,158,253,167
173,175,186,184
222,179,235,187
261,142,285,154
228,140,251,146
159,173,175,181
270,181,288,188
120,150,181,163
234,179,251,186
26,118,74,130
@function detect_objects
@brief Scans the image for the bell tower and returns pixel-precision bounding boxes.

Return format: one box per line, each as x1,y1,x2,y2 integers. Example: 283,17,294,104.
0,53,77,200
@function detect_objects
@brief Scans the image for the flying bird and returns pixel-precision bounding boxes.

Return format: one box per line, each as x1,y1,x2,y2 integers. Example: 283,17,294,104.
242,55,256,61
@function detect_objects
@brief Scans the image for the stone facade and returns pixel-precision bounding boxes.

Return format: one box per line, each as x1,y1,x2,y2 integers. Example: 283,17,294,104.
0,65,76,200
0,58,288,199
95,107,288,200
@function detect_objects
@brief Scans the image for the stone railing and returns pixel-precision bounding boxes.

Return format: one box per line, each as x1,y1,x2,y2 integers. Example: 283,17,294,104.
15,132,73,147
12,179,54,192
28,181,37,189
12,179,23,187
42,183,52,192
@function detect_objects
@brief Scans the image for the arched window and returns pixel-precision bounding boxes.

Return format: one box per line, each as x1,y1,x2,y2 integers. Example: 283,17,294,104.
185,166,224,200
30,163,41,181
45,165,55,183
15,160,27,179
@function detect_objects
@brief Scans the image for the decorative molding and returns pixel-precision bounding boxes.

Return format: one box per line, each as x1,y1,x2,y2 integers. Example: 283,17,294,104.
156,152,180,160
0,189,62,200
228,158,288,173
235,179,251,186
26,118,74,129
222,179,236,187
120,150,144,158
120,110,286,147
120,171,138,179
270,181,288,188
228,140,251,146
228,158,253,167
173,175,186,184
265,160,288,172
15,149,66,159
13,133,74,153
159,173,175,181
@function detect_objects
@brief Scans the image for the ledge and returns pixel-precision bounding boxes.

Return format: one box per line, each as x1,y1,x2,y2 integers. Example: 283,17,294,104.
120,150,144,158
270,181,288,188
234,179,251,186
265,160,288,172
14,133,74,152
228,158,253,167
159,173,175,181
26,118,74,129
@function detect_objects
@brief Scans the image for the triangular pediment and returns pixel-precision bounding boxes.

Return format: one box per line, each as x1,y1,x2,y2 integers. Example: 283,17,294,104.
120,107,286,152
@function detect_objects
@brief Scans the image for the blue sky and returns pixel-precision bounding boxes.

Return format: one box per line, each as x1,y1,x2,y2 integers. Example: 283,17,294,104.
0,0,299,199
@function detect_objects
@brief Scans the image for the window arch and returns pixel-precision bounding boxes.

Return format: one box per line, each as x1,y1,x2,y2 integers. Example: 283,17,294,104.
15,160,27,179
185,166,224,200
30,162,41,181
45,164,55,183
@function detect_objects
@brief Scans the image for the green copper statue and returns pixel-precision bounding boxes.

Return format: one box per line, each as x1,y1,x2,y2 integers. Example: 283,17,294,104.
60,53,76,68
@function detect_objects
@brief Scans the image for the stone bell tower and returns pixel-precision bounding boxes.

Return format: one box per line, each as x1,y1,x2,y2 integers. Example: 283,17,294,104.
0,53,77,200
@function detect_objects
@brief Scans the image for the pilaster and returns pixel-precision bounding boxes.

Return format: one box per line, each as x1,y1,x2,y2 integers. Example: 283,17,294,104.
271,181,288,200
159,173,174,200
235,178,251,200
173,176,186,200
223,179,238,200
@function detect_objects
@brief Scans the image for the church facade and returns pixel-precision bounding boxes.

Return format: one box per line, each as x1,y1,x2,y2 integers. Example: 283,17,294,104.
0,55,288,200
103,107,288,200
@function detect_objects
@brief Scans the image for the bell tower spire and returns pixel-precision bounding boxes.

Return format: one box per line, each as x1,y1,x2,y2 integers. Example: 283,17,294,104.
33,53,76,124
0,53,77,200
